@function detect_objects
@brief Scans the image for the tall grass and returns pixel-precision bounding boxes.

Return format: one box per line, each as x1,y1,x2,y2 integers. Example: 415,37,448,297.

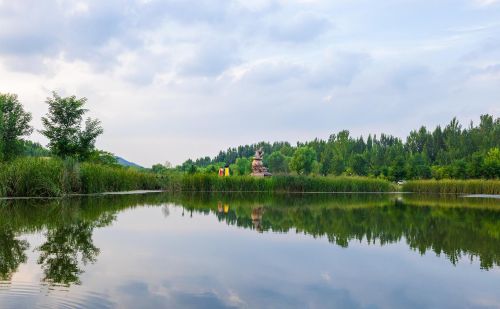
168,174,393,193
0,157,161,197
402,179,500,195
0,157,64,197
80,163,161,193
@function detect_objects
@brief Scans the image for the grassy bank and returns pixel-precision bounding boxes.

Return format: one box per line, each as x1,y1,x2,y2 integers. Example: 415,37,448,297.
165,174,394,193
402,179,500,195
0,157,162,197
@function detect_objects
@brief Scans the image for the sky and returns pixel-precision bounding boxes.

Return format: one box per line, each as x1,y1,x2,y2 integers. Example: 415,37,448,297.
0,0,499,167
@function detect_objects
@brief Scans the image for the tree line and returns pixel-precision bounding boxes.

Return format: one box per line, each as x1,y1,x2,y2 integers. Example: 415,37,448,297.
171,115,500,180
0,92,111,164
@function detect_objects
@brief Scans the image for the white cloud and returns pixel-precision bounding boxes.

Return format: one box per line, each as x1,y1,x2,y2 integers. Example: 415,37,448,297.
475,0,500,6
0,0,499,166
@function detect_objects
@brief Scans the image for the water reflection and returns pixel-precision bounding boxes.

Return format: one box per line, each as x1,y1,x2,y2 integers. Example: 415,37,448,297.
0,229,28,280
178,193,500,269
0,192,498,292
37,222,99,286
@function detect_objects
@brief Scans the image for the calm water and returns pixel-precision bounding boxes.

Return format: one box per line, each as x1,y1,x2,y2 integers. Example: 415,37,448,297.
0,193,499,309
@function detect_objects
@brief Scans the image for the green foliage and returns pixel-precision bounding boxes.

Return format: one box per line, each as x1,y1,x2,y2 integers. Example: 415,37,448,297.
87,150,119,166
79,163,161,193
152,163,168,173
407,153,431,179
402,179,500,194
0,157,161,197
0,157,64,197
40,92,103,161
289,146,317,175
184,114,499,180
483,147,500,178
349,153,368,176
170,174,393,193
267,151,289,174
22,140,51,157
0,93,33,160
389,155,406,181
231,157,251,176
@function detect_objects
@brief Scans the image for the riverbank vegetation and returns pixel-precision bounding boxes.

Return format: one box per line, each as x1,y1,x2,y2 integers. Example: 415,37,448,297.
0,92,161,197
169,114,499,181
0,157,162,197
402,179,500,195
1,91,499,196
164,174,394,193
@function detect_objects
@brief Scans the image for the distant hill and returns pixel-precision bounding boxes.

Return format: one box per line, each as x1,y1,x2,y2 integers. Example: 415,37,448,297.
116,156,143,169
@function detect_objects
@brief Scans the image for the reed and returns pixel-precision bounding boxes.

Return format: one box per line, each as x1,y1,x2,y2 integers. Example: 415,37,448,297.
0,157,63,197
167,174,393,193
79,163,161,193
402,179,500,195
0,157,162,197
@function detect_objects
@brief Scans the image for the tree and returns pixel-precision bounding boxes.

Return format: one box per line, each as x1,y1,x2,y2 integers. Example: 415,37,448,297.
350,154,368,176
267,151,289,174
152,163,167,173
483,148,500,178
187,164,198,174
40,92,103,160
233,157,251,175
0,93,33,160
331,155,345,175
389,156,406,181
88,150,118,166
289,146,317,175
407,154,431,179
319,147,333,176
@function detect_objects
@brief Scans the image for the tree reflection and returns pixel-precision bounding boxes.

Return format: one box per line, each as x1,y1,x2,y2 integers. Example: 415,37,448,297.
0,229,29,280
174,194,500,270
37,221,99,286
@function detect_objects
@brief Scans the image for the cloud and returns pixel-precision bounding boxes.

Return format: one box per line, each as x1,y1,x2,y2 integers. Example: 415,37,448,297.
179,40,240,77
267,12,332,43
307,52,371,89
474,0,500,6
0,0,499,166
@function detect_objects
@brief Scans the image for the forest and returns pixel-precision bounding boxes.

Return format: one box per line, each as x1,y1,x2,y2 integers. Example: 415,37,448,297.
173,115,500,180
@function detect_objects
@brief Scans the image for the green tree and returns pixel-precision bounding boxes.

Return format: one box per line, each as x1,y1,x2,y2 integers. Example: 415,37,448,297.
40,92,103,161
187,164,198,174
267,151,289,174
331,155,345,175
350,154,368,176
319,147,333,176
152,163,168,173
88,150,118,166
0,93,33,160
22,140,51,157
233,157,251,175
483,147,500,178
407,154,431,179
389,156,406,181
289,146,317,175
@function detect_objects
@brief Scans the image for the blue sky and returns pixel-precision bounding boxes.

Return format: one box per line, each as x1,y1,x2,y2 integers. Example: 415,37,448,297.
0,0,499,166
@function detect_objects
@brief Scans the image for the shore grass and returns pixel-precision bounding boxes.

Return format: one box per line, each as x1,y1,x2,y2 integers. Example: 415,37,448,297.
402,179,500,195
0,157,162,197
167,174,394,193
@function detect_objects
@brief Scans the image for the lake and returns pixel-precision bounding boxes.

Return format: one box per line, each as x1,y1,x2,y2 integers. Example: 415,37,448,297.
0,192,499,308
